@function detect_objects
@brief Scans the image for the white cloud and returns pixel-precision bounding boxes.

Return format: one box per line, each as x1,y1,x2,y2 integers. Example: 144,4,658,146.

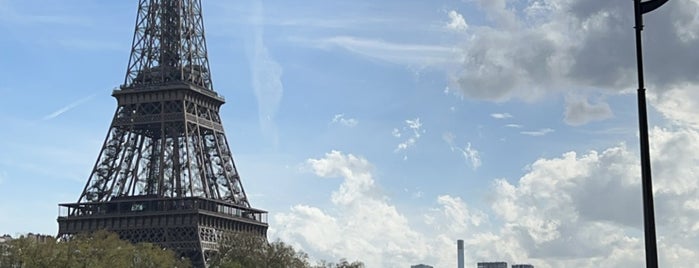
275,125,699,267
43,94,95,120
443,133,482,170
482,127,699,266
446,10,468,31
275,151,491,267
331,114,358,127
391,128,401,138
564,95,613,126
315,36,460,67
520,128,554,136
450,0,699,129
394,118,425,158
249,1,283,147
406,118,423,131
435,195,485,230
463,143,482,169
505,124,523,128
275,151,429,267
0,2,91,26
491,112,513,119
653,84,699,130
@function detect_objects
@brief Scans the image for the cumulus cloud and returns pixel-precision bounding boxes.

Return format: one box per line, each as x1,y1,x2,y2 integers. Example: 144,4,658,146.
483,126,699,266
330,114,358,127
275,151,488,267
275,125,699,267
652,84,699,129
451,0,699,129
564,95,613,126
446,10,468,31
275,151,429,266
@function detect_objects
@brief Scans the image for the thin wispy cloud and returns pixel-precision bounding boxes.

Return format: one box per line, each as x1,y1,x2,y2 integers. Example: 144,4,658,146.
331,114,358,127
505,124,523,128
394,118,425,159
43,94,95,120
392,128,401,138
520,128,555,136
249,1,283,147
462,143,482,169
443,132,482,170
0,2,90,26
276,17,390,29
314,36,460,67
56,39,124,52
490,113,513,119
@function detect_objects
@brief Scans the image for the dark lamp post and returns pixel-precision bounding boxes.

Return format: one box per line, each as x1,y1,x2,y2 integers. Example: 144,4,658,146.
633,0,669,267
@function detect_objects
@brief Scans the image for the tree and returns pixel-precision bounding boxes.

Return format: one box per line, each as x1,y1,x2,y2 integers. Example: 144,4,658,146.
209,232,364,268
0,230,190,268
313,259,365,268
209,232,310,268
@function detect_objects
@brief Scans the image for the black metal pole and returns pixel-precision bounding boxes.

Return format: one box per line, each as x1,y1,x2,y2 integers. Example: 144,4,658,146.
633,0,659,267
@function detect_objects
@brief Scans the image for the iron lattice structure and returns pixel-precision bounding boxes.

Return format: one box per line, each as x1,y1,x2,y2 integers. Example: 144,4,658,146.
57,1,268,267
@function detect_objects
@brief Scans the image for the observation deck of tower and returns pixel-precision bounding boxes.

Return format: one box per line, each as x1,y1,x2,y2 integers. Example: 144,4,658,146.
56,1,268,267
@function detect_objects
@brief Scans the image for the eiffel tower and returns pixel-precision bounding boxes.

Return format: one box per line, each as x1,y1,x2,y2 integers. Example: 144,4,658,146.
57,1,268,266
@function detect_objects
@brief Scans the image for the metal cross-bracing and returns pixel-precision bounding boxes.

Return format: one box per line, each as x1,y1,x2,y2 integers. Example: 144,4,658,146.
124,0,213,90
58,1,268,267
77,87,250,207
58,197,268,267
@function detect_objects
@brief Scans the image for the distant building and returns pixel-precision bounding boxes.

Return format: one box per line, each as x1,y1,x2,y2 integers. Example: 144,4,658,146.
0,233,52,244
512,265,534,268
23,233,52,243
477,262,508,268
411,264,433,268
457,239,465,268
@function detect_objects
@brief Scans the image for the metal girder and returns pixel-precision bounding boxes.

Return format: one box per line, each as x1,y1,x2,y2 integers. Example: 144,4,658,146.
59,1,267,267
124,0,213,90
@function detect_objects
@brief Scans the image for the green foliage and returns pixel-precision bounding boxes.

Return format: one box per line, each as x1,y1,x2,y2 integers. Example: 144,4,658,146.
313,259,365,268
0,230,190,268
0,230,365,268
209,232,309,268
209,232,364,268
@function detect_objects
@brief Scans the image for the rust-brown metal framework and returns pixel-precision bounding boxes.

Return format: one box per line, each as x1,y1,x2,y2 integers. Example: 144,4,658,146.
57,1,268,267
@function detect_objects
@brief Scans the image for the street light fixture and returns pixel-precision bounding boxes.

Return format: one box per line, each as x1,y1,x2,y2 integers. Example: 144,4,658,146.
632,0,670,267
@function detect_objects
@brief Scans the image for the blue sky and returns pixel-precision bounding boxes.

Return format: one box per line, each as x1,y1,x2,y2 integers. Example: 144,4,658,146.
2,0,699,267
